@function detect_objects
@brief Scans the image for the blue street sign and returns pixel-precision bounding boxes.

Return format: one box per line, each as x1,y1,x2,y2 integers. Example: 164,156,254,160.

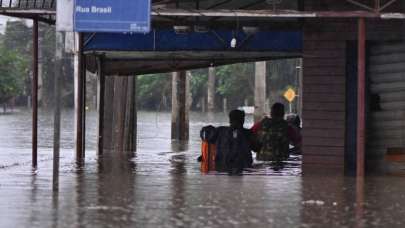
74,0,151,33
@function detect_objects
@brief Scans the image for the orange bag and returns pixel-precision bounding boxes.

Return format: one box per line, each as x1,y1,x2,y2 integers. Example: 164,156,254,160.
201,140,216,173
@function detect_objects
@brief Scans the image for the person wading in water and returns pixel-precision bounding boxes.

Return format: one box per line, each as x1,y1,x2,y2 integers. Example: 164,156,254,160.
251,103,302,168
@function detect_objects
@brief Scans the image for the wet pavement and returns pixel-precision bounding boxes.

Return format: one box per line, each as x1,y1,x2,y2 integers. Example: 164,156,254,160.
1,110,405,227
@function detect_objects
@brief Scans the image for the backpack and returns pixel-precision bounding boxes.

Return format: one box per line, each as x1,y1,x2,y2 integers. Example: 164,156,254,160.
215,127,252,174
257,118,289,162
200,125,217,144
200,126,217,173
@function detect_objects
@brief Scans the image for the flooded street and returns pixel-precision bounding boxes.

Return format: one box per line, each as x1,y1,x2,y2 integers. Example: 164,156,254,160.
1,110,405,227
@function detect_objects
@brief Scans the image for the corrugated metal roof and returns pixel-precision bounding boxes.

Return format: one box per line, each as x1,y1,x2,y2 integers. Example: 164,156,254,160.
0,1,403,26
0,0,295,25
0,0,55,23
0,0,55,9
0,0,293,11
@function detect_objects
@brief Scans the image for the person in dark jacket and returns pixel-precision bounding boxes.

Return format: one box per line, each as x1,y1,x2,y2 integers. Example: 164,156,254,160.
199,110,259,174
215,109,258,174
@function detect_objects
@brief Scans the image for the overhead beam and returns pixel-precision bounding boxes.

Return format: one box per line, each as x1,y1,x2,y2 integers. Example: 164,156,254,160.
85,55,300,76
152,9,405,19
2,9,405,20
0,10,404,26
87,51,301,61
0,9,55,14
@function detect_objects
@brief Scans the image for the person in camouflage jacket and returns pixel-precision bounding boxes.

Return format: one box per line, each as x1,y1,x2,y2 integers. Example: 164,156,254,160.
251,103,302,163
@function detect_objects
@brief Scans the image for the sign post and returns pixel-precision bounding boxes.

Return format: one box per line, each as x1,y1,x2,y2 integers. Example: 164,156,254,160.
74,0,151,33
283,88,296,113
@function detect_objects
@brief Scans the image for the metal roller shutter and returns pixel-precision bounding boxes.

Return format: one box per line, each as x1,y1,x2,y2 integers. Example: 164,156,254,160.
368,41,405,161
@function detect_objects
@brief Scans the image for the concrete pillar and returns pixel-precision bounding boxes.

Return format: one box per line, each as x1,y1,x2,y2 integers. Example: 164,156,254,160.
201,97,206,113
112,77,128,152
171,71,189,141
223,98,228,113
123,76,137,152
99,75,137,153
254,61,267,122
102,76,115,151
265,98,270,114
187,71,192,112
207,67,216,112
96,57,105,155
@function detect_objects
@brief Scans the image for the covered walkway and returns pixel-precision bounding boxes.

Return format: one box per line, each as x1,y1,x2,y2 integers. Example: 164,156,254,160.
2,1,405,227
1,0,405,176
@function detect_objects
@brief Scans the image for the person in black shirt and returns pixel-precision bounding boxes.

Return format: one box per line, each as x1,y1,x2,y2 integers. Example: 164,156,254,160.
199,109,259,174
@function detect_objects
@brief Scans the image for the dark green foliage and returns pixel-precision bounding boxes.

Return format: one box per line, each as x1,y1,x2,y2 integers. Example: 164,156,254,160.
216,63,255,109
137,73,172,110
37,23,74,108
136,59,300,111
39,24,56,107
1,20,74,108
0,21,31,105
3,21,32,58
0,45,27,104
189,68,208,107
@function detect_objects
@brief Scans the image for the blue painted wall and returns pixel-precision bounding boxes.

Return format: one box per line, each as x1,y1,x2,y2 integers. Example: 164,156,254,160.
84,29,302,52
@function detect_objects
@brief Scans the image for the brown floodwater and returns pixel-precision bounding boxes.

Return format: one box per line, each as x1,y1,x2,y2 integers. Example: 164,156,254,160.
1,110,405,227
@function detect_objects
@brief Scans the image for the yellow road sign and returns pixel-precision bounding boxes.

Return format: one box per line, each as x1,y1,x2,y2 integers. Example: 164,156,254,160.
283,88,296,103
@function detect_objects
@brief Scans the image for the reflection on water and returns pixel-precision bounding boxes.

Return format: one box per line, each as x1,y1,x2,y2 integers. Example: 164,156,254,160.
1,110,405,227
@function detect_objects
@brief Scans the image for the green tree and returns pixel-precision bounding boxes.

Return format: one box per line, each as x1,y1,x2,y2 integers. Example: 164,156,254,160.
39,23,56,107
2,20,74,108
189,68,208,109
137,74,172,110
3,21,32,58
216,63,255,109
0,46,27,106
135,60,299,112
2,20,32,107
